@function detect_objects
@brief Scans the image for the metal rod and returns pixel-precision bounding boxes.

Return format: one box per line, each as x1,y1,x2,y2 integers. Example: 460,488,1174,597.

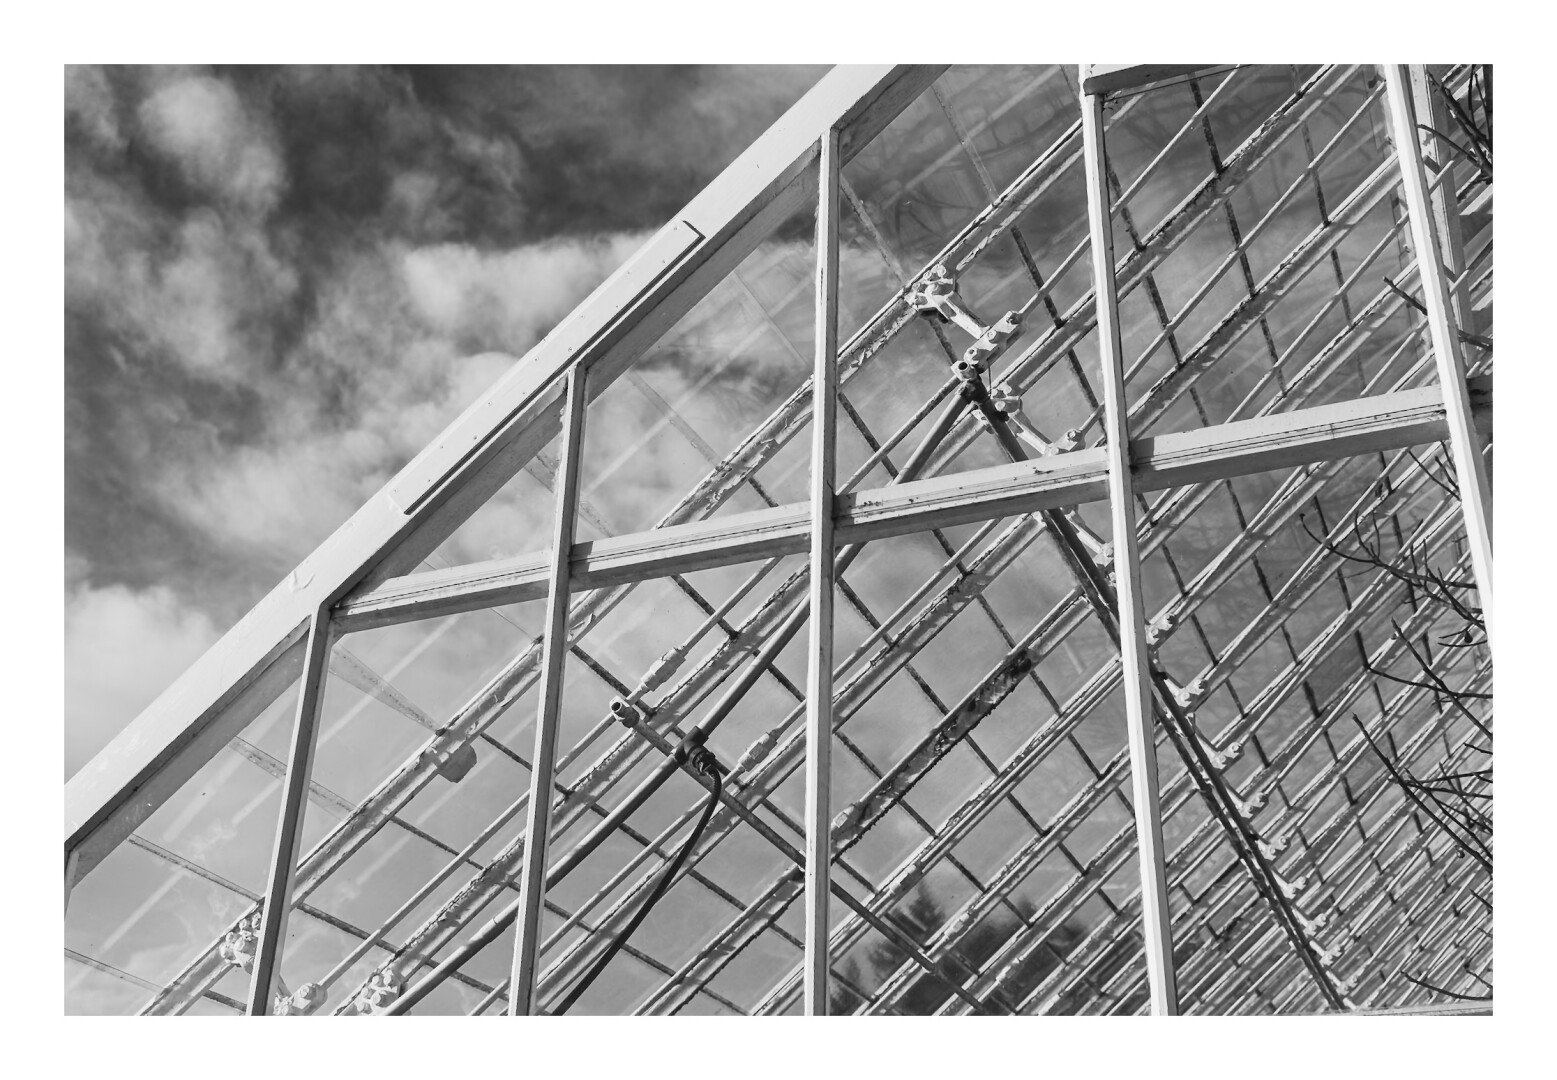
803,127,841,1016
246,603,333,1015
507,364,589,1015
1383,65,1493,653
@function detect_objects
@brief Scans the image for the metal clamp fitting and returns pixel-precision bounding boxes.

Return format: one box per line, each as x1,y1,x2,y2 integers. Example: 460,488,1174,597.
275,981,326,1016
961,311,1023,372
346,969,404,1016
218,912,261,972
609,697,642,729
673,728,722,778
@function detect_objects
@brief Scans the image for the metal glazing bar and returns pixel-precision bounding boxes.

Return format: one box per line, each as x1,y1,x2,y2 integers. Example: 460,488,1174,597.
917,66,1351,477
1033,628,1483,1015
507,365,589,1015
803,128,841,1016
837,415,1452,1003
1383,65,1493,651
1081,77,1178,1016
1345,999,1492,1017
1174,677,1479,1010
1204,680,1489,1008
1110,77,1387,429
246,603,333,1015
67,949,244,1013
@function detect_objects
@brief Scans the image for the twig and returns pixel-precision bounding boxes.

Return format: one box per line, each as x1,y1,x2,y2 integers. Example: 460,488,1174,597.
1382,277,1494,350
1402,972,1491,1003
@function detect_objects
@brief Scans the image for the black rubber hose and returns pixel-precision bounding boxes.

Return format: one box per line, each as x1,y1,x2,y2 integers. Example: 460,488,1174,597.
554,758,723,1014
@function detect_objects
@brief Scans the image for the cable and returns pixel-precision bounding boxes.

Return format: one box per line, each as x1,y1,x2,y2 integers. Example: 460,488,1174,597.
552,733,724,1015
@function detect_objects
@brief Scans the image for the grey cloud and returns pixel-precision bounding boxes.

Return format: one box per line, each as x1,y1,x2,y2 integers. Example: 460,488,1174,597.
138,74,287,214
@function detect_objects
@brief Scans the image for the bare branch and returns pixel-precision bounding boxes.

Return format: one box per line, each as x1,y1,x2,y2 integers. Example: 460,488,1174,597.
1403,971,1491,1003
1382,277,1494,350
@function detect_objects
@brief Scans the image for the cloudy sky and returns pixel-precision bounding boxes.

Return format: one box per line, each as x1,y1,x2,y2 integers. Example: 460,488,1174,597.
64,64,828,777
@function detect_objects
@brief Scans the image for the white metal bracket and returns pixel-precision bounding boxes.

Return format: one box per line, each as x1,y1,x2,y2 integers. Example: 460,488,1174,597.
906,263,1024,380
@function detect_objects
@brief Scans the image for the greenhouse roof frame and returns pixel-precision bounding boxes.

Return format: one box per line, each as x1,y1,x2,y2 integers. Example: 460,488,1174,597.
64,62,1493,1018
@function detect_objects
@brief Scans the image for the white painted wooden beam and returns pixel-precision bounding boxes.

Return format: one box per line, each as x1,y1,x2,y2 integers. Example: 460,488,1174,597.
803,129,840,1016
1081,79,1178,1016
1384,65,1493,652
335,383,1481,632
1080,64,1226,97
246,604,333,1015
507,367,588,1015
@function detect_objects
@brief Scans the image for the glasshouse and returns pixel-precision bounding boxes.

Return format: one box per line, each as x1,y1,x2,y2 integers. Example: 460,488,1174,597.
64,63,1493,1016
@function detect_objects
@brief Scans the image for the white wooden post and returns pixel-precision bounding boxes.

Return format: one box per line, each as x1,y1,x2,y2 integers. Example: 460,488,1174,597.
508,365,589,1014
1384,65,1493,653
247,604,333,1015
1080,77,1180,1016
803,127,842,1016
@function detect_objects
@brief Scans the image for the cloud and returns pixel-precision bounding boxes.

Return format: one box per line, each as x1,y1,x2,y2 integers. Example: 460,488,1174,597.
401,231,648,346
137,74,287,213
140,230,653,566
65,180,300,383
65,576,220,779
65,65,124,153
